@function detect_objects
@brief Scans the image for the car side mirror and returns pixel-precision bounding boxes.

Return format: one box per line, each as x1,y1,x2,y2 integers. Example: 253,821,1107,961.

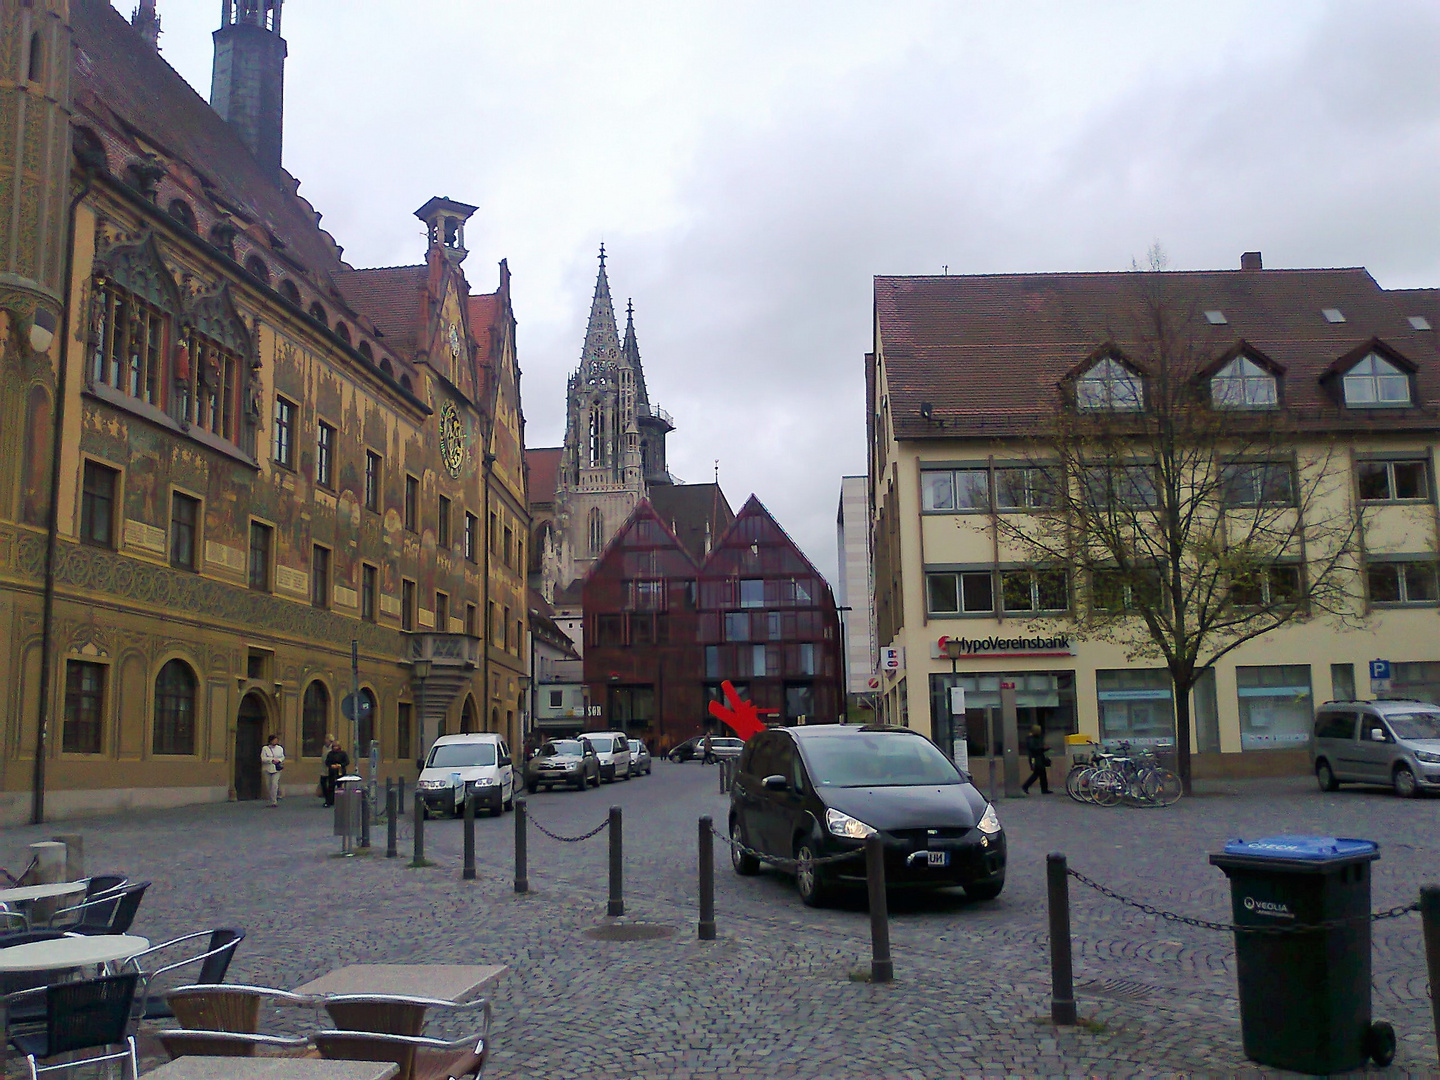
499,755,511,767
762,774,789,791
1370,728,1386,743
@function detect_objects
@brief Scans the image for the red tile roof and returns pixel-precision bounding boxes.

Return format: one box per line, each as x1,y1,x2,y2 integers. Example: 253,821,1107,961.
333,265,426,358
526,447,562,507
875,268,1440,440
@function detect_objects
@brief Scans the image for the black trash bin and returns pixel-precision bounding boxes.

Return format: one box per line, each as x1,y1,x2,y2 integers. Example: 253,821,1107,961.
1210,835,1392,1075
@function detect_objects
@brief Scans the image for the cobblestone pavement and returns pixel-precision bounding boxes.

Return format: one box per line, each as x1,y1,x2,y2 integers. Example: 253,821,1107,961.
3,763,1438,1078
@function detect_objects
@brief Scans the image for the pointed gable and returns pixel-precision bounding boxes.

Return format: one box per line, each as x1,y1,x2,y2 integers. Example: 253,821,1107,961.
703,496,835,605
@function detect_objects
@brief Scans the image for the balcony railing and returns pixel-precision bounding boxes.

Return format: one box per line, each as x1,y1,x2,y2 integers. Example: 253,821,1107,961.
408,632,481,668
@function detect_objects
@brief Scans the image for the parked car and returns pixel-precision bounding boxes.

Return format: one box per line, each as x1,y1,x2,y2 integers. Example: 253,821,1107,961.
416,733,515,817
669,735,745,762
628,739,653,776
582,732,633,781
1311,698,1440,798
525,739,601,792
728,724,1006,907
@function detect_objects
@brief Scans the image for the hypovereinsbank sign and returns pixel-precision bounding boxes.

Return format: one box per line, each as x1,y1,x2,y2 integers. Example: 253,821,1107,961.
932,634,1078,659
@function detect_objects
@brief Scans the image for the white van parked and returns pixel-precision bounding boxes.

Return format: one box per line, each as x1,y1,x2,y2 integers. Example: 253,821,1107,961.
416,733,515,817
582,731,633,782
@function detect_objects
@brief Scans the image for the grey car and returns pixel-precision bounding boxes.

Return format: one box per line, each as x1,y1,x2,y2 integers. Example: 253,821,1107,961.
1311,699,1440,798
525,739,601,792
628,739,652,776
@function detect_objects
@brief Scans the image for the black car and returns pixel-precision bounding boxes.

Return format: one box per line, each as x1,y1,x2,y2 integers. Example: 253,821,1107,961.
728,724,1006,907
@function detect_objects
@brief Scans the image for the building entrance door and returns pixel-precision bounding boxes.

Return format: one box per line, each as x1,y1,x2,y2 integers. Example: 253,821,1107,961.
608,685,655,731
234,694,267,801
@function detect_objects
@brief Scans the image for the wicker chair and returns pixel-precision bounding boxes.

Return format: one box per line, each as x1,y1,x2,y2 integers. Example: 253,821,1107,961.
164,983,314,1034
156,1029,312,1059
315,1028,488,1080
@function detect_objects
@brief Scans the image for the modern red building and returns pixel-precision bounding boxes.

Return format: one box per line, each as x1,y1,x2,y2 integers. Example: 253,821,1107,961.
582,495,842,751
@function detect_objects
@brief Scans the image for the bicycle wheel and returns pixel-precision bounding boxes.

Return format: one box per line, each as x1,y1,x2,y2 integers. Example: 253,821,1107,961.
1066,766,1090,803
1143,768,1183,806
1090,769,1122,807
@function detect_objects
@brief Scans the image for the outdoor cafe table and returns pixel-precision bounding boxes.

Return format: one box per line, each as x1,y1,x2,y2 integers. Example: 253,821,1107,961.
0,881,87,907
292,964,506,1036
140,1059,399,1080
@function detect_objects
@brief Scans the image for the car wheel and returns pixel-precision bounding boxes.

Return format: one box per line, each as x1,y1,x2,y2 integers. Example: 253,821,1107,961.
504,792,514,811
1394,765,1418,799
966,880,1004,901
794,839,832,908
1316,760,1340,793
730,818,759,876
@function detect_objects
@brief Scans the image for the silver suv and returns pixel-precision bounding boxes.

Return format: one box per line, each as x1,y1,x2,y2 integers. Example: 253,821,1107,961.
1311,699,1440,798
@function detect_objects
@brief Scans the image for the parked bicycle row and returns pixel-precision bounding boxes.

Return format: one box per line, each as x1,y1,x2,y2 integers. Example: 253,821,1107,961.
1065,740,1183,807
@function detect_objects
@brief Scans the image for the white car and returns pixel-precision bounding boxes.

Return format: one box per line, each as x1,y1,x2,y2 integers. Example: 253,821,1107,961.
582,732,633,782
416,733,515,817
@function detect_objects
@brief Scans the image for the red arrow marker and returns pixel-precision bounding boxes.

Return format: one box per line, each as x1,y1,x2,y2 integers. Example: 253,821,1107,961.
707,679,765,741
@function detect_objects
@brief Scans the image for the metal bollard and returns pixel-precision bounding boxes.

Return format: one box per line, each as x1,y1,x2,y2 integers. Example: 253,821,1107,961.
359,789,371,849
385,783,398,858
717,759,726,794
398,776,406,814
1422,885,1440,1064
865,834,893,983
698,816,716,940
412,791,426,866
1047,852,1078,1025
608,806,624,917
514,798,529,894
462,790,477,881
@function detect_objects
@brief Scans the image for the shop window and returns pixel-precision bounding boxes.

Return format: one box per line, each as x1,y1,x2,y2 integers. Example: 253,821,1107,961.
1236,665,1313,750
1211,356,1278,408
1076,356,1143,411
1356,459,1429,502
1392,661,1440,705
1000,569,1068,613
1096,668,1173,747
1342,353,1410,407
63,660,105,755
921,468,989,512
994,467,1056,510
1222,461,1294,507
1367,560,1440,605
1331,662,1356,701
784,684,815,721
153,659,197,756
925,571,994,615
80,461,118,548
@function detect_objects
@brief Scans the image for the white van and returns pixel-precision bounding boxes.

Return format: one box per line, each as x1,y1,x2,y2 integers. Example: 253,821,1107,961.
582,731,633,782
416,733,515,817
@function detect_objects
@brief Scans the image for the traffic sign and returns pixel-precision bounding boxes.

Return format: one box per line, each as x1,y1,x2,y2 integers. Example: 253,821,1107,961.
1369,659,1391,681
341,693,373,722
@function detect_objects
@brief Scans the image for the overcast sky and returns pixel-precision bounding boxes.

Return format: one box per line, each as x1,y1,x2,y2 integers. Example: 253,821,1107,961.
128,1,1440,587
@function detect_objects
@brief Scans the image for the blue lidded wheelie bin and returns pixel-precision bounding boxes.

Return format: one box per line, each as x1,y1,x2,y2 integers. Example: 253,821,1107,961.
1210,835,1394,1074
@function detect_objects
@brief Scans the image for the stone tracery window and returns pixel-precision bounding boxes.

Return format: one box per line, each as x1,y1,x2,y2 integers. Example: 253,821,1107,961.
91,279,166,406
589,507,605,555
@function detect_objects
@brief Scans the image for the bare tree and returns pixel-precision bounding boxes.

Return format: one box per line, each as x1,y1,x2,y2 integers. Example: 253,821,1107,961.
997,271,1361,793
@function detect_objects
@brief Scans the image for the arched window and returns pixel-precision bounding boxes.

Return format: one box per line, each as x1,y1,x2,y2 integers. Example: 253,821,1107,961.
491,707,500,733
1075,357,1144,411
279,279,301,304
334,322,351,345
358,341,373,361
208,221,236,258
91,278,168,406
1211,356,1277,408
27,32,42,83
167,199,196,232
461,697,476,734
358,687,377,753
380,358,394,378
308,302,327,328
244,254,269,285
588,507,605,555
1343,353,1411,407
400,374,413,393
153,659,197,755
302,681,329,757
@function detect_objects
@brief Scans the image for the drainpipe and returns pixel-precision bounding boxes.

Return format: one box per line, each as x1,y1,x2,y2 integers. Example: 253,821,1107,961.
33,169,95,825
481,445,494,734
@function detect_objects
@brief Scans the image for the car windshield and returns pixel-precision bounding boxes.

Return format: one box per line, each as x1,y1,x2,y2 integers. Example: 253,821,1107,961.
801,733,962,787
544,740,582,757
629,741,642,752
1387,712,1440,741
426,743,497,768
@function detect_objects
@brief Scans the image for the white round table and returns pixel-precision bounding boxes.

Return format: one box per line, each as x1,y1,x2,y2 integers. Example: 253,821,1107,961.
0,933,149,973
0,881,87,905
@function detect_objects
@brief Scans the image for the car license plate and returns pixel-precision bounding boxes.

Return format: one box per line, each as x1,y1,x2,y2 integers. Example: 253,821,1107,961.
926,851,949,867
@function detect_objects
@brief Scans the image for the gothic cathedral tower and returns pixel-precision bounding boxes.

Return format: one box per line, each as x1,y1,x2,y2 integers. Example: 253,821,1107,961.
210,0,285,171
549,249,673,592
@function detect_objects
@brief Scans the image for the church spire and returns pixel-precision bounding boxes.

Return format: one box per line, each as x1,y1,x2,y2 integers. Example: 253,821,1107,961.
131,1,162,49
621,297,650,410
580,245,621,372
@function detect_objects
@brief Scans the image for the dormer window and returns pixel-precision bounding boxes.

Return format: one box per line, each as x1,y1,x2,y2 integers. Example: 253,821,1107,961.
1076,356,1143,411
1343,353,1411,407
1212,356,1277,409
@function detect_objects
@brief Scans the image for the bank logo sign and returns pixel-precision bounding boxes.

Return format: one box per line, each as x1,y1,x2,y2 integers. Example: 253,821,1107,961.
932,634,1077,659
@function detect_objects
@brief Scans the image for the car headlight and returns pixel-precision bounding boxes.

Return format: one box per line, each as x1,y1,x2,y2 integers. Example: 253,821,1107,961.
1416,750,1440,764
825,808,877,839
977,804,1002,835
566,762,581,771
417,779,445,790
473,776,497,787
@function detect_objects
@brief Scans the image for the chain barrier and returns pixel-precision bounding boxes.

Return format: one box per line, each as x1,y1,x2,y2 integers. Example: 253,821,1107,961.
528,814,611,844
708,824,863,873
1067,866,1420,936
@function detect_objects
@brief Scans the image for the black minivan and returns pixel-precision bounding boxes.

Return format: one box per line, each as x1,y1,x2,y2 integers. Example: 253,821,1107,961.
728,724,1006,906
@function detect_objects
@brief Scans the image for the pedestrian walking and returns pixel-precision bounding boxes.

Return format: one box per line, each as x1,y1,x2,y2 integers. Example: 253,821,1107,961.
701,731,715,765
322,737,350,808
260,734,285,807
317,733,335,801
1021,723,1051,794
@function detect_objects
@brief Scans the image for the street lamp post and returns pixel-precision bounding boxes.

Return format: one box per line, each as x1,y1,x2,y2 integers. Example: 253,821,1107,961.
836,605,852,722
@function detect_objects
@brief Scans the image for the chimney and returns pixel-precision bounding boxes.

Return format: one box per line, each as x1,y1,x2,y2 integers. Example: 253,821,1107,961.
1240,251,1263,271
210,0,287,172
131,1,161,49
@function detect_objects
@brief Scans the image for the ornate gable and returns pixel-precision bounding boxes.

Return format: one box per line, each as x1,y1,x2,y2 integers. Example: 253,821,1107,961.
94,232,182,313
186,283,252,355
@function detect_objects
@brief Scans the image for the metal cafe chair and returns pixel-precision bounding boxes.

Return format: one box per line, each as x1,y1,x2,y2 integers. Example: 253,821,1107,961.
48,881,149,936
164,982,315,1034
315,1027,490,1080
127,927,246,1022
4,972,141,1080
155,1028,311,1059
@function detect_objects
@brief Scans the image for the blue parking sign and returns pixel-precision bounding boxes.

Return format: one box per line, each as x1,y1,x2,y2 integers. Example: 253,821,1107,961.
1369,659,1391,681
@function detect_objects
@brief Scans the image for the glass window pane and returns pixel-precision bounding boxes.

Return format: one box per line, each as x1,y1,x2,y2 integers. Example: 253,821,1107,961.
1392,461,1426,500
1036,570,1068,611
1236,665,1313,750
1343,374,1377,404
1368,564,1402,603
1268,566,1301,604
1356,462,1391,500
1404,563,1439,602
740,579,764,608
954,469,989,510
960,572,993,613
1001,571,1033,612
926,573,959,614
1378,375,1411,403
921,472,955,511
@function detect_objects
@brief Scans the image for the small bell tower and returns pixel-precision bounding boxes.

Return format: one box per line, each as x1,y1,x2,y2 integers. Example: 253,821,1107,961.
211,0,286,171
415,196,478,266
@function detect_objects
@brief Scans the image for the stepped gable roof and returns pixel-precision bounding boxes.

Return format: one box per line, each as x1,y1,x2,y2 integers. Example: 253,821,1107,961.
71,0,347,284
525,447,562,506
649,483,735,563
332,265,426,357
875,267,1440,440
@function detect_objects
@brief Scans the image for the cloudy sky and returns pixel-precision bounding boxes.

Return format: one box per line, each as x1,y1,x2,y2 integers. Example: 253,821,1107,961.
127,1,1440,585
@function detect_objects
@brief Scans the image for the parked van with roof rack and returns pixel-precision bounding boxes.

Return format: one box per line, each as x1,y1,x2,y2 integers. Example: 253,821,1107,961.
1310,698,1440,798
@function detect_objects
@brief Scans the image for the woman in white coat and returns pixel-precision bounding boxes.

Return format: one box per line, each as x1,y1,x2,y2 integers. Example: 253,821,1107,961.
260,734,285,807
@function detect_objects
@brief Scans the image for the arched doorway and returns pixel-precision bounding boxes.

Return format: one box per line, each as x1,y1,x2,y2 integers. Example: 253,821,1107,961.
460,697,476,734
234,693,268,800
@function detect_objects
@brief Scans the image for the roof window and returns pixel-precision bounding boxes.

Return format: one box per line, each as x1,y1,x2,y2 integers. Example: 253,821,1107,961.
1408,315,1432,331
1075,356,1143,411
1211,355,1277,409
308,302,327,328
243,254,269,285
1204,310,1227,325
1343,353,1411,408
1322,308,1346,324
279,278,301,305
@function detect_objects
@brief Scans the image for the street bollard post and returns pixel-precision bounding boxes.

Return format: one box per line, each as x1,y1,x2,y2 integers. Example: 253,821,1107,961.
411,791,425,866
386,783,398,858
359,788,371,849
717,759,725,794
398,776,406,814
865,833,892,983
462,789,477,880
608,806,624,917
1422,884,1440,1064
514,798,529,894
1047,852,1078,1025
698,815,716,940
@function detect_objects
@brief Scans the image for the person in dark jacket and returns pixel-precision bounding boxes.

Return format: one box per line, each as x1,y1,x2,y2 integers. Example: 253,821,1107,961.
322,738,351,807
1021,723,1051,794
